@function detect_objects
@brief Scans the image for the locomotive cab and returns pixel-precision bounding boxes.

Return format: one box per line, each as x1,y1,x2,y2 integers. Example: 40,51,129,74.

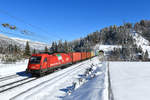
26,54,48,74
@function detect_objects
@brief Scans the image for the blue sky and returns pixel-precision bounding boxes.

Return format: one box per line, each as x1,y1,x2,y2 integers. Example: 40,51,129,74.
0,0,149,43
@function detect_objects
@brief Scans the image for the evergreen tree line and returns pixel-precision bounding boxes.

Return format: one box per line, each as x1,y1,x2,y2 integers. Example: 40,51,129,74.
0,41,36,63
49,39,92,54
134,20,150,42
108,45,149,61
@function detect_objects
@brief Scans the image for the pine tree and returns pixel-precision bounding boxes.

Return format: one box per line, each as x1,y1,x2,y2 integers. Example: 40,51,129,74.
57,40,64,52
8,44,13,54
50,42,58,53
45,46,48,52
50,42,54,53
64,40,68,53
14,45,18,55
24,41,31,57
138,46,143,53
32,48,36,54
144,50,149,61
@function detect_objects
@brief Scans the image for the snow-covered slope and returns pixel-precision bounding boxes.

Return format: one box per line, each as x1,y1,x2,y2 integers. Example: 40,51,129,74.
93,31,150,58
0,33,50,50
0,34,19,48
132,32,149,46
131,31,150,57
64,61,108,100
11,37,51,50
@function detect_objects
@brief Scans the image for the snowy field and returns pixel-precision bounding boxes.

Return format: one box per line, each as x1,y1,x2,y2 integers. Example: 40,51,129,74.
0,60,28,77
109,62,150,100
0,57,108,100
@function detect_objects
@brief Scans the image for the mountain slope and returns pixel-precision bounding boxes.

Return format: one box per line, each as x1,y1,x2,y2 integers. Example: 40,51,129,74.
0,33,50,50
131,31,150,58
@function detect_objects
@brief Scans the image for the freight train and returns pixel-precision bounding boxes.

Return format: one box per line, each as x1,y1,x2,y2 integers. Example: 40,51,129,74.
26,51,98,76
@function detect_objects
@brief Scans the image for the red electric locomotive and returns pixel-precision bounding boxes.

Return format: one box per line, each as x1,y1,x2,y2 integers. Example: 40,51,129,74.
26,53,72,76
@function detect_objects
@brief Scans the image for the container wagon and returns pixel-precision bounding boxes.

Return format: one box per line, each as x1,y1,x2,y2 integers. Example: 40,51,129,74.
68,52,81,63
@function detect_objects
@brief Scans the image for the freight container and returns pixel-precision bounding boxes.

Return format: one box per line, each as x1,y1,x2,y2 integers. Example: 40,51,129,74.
86,52,91,59
81,52,87,60
68,52,81,63
91,51,94,57
93,51,96,57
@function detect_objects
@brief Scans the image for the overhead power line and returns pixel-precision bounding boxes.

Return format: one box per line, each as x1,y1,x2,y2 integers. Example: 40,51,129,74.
0,9,62,42
0,29,52,43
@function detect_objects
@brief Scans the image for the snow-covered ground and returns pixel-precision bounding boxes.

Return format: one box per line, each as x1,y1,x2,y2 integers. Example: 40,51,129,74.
94,44,121,52
0,57,107,100
0,60,28,77
109,62,150,100
63,59,108,100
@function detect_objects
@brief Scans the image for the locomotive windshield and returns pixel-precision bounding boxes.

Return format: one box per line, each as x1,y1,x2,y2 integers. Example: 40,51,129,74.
29,56,41,64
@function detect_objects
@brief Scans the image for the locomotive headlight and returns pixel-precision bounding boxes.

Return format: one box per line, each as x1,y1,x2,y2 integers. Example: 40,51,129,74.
32,66,35,68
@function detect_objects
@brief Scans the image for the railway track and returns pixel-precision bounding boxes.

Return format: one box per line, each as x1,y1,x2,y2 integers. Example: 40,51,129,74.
0,74,19,82
0,71,31,82
0,77,37,93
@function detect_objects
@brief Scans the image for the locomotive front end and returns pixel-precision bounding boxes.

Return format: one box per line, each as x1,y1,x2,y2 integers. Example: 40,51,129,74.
26,56,42,74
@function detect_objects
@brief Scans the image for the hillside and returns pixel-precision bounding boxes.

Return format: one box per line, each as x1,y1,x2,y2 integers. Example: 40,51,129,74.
79,20,150,61
0,33,51,63
0,33,50,50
